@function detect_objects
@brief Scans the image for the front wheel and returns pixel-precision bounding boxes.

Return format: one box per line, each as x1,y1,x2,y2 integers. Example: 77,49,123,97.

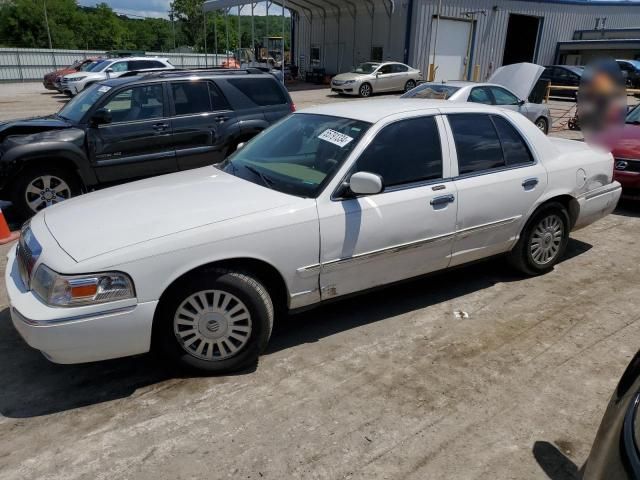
535,117,549,135
154,269,274,374
404,79,416,93
11,166,80,220
509,203,570,276
359,83,372,97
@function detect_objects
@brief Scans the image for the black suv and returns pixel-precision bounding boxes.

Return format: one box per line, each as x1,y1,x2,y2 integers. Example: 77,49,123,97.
0,69,294,218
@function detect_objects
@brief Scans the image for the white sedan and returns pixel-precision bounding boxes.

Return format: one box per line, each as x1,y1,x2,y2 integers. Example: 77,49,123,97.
6,99,621,373
331,62,421,97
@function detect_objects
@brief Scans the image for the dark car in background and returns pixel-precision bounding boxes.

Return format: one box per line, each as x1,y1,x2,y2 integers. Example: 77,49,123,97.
617,59,640,89
0,68,294,219
540,65,584,98
583,349,640,479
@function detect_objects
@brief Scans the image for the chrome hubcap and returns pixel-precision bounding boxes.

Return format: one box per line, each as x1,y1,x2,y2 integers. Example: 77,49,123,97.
361,85,370,96
173,290,252,361
530,214,563,265
25,175,71,213
405,81,415,92
536,120,546,132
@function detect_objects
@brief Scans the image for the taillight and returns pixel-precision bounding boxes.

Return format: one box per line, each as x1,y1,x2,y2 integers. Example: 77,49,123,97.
290,103,296,112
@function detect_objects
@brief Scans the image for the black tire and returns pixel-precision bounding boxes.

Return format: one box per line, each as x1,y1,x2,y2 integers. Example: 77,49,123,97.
535,117,549,135
509,202,570,276
153,268,274,374
359,83,372,97
404,79,416,93
11,165,81,220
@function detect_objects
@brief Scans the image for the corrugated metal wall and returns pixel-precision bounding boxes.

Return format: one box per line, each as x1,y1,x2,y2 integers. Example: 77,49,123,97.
0,48,229,82
410,0,640,80
292,0,640,78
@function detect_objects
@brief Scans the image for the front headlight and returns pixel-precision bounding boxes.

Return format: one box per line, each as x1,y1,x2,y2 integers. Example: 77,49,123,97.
69,76,87,82
343,80,356,84
32,264,135,307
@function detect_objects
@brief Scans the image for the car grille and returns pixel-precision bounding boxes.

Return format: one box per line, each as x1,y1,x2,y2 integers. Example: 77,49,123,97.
332,80,344,86
615,158,640,173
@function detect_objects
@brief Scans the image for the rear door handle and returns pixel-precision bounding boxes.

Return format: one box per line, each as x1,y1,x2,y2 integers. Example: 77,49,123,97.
152,122,169,131
522,178,539,190
430,194,455,206
215,116,229,123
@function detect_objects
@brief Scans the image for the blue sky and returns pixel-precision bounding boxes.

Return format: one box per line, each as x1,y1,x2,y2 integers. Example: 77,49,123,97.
78,0,280,18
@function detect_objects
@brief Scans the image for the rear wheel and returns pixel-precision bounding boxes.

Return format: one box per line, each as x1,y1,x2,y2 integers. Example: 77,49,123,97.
509,202,570,275
154,269,274,374
359,83,372,97
404,79,416,93
11,166,80,220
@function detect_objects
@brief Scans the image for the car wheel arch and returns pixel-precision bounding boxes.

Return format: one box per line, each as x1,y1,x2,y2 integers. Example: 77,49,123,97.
13,155,86,191
525,194,580,232
154,257,290,324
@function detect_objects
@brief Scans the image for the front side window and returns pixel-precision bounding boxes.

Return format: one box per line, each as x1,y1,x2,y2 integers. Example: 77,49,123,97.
378,64,393,75
468,87,493,105
57,83,112,122
109,61,129,73
101,84,164,123
449,114,504,174
220,114,370,197
227,78,287,106
490,87,520,105
354,116,442,187
172,81,211,115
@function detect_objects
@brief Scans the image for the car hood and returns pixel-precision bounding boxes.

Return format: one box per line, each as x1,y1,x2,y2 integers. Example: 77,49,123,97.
333,72,369,81
65,71,101,79
43,167,301,262
0,115,71,133
488,62,545,101
594,124,640,159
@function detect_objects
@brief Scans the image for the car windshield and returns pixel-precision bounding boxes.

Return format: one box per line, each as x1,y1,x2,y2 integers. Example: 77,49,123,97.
87,60,109,72
626,105,640,124
57,83,112,123
351,62,379,74
565,66,584,76
79,61,96,71
219,113,371,197
401,83,460,99
627,60,640,71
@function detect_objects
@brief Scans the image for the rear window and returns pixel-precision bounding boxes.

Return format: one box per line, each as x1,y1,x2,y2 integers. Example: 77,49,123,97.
227,78,287,106
401,84,460,100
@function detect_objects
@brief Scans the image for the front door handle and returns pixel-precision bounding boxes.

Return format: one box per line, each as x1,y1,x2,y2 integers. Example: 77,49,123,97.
522,178,539,190
430,194,455,206
152,122,169,131
215,116,229,123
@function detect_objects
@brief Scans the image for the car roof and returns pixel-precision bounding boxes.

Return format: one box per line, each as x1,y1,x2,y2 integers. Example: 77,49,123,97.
298,98,501,123
100,70,271,87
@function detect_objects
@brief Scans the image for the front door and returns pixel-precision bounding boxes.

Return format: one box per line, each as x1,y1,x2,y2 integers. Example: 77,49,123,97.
373,64,396,92
88,83,177,183
445,112,547,265
169,80,238,170
317,114,458,299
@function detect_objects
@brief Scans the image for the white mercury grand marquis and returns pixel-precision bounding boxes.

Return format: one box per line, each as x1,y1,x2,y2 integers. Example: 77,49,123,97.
5,99,622,373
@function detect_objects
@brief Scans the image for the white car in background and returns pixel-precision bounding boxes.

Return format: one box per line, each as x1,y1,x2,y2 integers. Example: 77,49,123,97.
331,62,421,97
60,57,174,96
403,62,553,134
6,99,620,374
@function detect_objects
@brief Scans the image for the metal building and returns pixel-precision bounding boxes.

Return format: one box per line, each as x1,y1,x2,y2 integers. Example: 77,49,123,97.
205,0,640,81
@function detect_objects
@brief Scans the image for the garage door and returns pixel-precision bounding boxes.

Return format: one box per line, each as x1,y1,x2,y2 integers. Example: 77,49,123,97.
430,18,472,81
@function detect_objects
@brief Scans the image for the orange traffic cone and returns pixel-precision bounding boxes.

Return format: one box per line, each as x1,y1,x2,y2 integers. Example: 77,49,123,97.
0,208,19,245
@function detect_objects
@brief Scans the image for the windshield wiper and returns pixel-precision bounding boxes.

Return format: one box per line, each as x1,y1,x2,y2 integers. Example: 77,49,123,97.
244,165,275,188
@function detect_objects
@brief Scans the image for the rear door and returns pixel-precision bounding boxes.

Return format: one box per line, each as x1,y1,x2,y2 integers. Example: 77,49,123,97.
444,112,547,265
169,80,238,170
88,83,177,182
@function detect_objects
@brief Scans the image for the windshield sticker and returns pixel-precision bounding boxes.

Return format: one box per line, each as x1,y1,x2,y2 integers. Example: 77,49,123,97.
318,129,354,148
97,86,112,93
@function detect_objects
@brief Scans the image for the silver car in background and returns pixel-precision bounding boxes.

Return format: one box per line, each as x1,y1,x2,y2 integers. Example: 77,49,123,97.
402,62,552,134
331,62,422,98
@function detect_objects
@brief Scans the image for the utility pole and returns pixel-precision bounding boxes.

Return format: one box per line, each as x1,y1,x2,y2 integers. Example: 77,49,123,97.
203,9,208,66
169,9,176,50
43,0,53,50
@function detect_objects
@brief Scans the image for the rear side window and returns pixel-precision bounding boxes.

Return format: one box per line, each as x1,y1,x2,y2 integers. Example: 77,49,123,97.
449,114,504,174
491,115,534,166
392,64,408,73
172,82,211,115
227,78,287,106
354,116,442,187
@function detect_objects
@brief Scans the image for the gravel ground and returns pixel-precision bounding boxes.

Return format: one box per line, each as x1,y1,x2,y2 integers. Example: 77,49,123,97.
0,81,638,480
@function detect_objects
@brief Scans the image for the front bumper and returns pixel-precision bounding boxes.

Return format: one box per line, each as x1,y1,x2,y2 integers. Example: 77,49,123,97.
574,181,622,230
615,170,640,192
5,245,158,364
61,82,82,95
331,82,357,95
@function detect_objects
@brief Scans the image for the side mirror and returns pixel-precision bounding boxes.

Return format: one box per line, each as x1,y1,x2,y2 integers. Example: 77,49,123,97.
90,108,112,126
349,171,383,195
105,67,113,78
518,99,526,106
